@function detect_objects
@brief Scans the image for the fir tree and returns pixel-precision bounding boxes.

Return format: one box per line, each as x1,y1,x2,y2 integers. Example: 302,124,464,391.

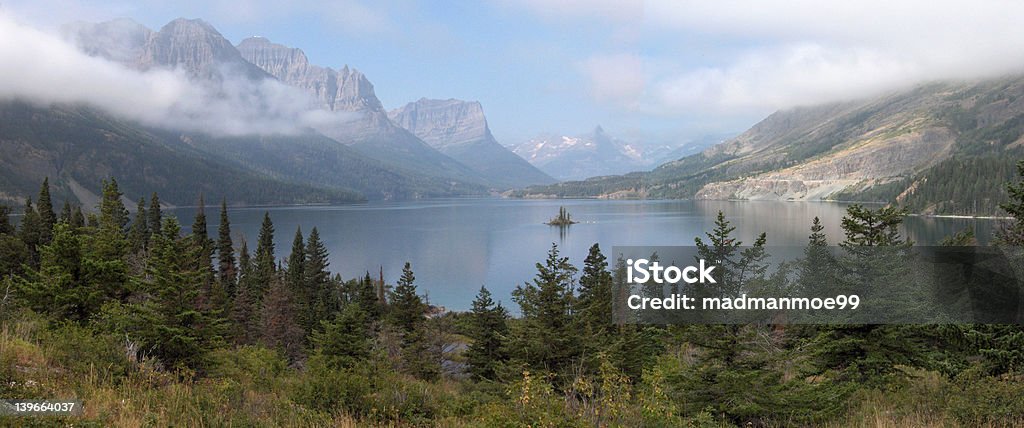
252,212,276,297
312,303,371,369
509,243,580,382
286,227,312,335
59,200,72,225
95,178,129,259
230,239,260,345
216,199,236,298
304,227,336,332
70,206,85,229
128,197,149,254
148,192,162,238
17,198,42,267
464,286,509,381
389,262,439,379
37,177,56,244
998,160,1024,244
260,275,305,363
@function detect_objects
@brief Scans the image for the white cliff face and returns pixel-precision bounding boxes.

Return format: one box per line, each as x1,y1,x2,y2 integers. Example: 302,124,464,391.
389,99,555,187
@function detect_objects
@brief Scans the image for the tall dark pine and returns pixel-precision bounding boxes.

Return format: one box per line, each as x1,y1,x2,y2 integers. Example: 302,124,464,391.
128,197,149,254
216,199,237,298
252,212,277,298
285,227,311,334
577,243,614,338
389,262,439,380
999,160,1024,244
37,177,56,244
70,206,85,229
18,198,42,267
148,192,162,238
304,227,336,328
464,286,509,381
261,275,305,363
509,243,580,381
59,201,73,225
230,239,260,344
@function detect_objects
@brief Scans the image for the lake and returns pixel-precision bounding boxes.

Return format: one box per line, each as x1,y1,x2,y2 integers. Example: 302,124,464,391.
168,199,999,311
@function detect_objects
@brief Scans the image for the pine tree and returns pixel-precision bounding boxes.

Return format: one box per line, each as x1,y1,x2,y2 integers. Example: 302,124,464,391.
577,243,613,337
304,227,336,332
252,212,276,297
260,275,305,363
388,262,439,379
230,239,260,345
0,205,12,236
509,243,580,382
59,201,72,225
37,177,56,244
18,198,42,268
998,160,1024,244
95,178,129,260
70,206,85,229
141,217,223,369
356,272,381,322
312,303,372,369
128,197,149,254
148,192,162,238
465,286,509,381
286,227,313,335
216,199,236,299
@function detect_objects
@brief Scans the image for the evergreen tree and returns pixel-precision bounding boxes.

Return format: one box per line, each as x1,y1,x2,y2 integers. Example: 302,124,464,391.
355,272,381,322
0,204,27,276
464,286,509,381
191,195,211,257
216,199,236,298
311,303,372,369
95,178,129,260
577,243,614,338
0,205,11,236
509,243,580,382
141,217,223,369
37,177,56,244
260,275,305,363
998,160,1024,244
388,262,439,380
70,206,85,229
230,239,260,345
148,192,162,238
128,197,149,254
59,200,72,225
252,212,276,297
17,198,42,268
304,227,336,332
286,227,313,336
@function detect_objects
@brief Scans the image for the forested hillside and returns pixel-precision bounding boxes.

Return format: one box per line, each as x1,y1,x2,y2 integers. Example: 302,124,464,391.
3,175,1024,426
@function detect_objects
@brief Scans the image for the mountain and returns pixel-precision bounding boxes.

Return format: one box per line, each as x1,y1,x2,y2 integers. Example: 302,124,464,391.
512,126,651,180
388,98,555,188
235,37,487,185
57,18,490,199
0,101,362,207
515,75,1024,215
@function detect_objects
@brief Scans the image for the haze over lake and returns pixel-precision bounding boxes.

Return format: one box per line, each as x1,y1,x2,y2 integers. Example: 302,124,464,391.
170,199,996,311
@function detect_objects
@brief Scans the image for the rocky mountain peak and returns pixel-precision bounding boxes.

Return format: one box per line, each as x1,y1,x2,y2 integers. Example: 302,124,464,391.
388,98,491,149
237,38,382,112
61,18,152,65
140,18,269,79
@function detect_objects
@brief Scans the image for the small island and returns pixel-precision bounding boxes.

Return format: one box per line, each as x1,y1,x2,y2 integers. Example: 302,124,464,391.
546,206,578,226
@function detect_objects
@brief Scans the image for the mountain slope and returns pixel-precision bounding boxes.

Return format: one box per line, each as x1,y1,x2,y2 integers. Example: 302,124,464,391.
388,98,555,188
236,37,488,186
516,75,1024,214
511,126,650,180
0,101,362,207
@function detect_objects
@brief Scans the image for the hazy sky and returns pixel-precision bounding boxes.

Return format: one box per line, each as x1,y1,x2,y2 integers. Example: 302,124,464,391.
5,0,1024,144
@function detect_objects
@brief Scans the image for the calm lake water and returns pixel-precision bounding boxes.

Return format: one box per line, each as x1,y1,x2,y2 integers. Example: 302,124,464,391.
168,199,998,311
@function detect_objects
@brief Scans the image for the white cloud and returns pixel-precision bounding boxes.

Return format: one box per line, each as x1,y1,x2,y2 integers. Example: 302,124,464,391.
513,0,1024,113
577,53,645,108
0,12,354,136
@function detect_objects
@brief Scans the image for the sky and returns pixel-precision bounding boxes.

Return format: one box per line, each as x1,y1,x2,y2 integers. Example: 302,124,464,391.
4,0,1024,145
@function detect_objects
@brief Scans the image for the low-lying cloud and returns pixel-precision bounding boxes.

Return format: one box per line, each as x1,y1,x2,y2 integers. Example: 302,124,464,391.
0,12,353,136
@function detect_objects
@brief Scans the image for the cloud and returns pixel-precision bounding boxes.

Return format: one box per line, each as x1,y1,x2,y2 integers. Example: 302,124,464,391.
577,53,645,108
512,0,1024,113
0,12,354,136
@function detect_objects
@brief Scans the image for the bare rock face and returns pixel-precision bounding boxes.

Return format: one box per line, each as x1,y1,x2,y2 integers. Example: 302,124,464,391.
389,99,555,187
389,98,490,150
237,37,382,112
